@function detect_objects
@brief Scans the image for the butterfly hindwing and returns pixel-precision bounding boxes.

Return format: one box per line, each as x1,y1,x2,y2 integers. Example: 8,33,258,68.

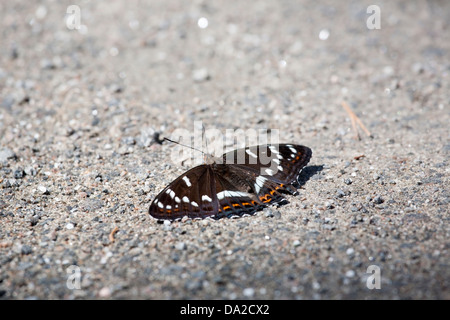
213,168,264,218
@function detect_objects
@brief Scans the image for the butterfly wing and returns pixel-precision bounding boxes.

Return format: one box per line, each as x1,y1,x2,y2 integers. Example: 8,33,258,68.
149,144,312,221
221,144,312,204
148,165,218,220
212,167,266,219
149,163,265,220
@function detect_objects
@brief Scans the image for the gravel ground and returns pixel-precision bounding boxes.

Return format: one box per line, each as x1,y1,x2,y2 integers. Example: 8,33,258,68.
0,1,449,300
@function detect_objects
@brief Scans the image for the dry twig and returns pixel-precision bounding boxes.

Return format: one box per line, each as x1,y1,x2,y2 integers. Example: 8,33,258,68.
109,226,119,243
341,101,372,140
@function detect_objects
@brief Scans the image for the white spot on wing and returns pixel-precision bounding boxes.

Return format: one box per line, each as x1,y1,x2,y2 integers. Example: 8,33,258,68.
166,205,172,210
191,201,199,207
277,165,283,171
202,195,213,202
175,196,181,203
265,168,274,176
217,190,249,200
182,176,192,187
182,196,190,203
157,202,164,209
255,176,267,194
289,147,297,154
246,149,258,158
269,146,279,154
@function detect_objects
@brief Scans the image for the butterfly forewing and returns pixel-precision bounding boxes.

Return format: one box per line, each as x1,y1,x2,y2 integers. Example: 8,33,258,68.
149,166,218,220
222,144,312,184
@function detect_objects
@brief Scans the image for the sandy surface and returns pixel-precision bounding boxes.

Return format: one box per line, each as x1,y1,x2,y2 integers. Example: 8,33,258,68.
0,1,449,299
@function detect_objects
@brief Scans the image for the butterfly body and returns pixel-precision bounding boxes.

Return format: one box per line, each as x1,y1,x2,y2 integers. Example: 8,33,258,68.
149,144,312,220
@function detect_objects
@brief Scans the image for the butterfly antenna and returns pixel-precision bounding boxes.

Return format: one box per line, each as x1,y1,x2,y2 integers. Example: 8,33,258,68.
163,137,205,155
202,124,209,155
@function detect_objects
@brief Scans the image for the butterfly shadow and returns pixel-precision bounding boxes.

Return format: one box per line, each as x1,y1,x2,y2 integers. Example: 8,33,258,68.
273,165,324,207
296,165,324,188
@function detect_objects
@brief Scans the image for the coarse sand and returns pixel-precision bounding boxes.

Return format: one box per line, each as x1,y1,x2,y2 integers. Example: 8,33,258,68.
0,1,449,299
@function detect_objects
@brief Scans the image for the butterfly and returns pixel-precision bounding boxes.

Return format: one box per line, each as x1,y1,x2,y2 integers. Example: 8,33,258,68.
149,144,312,220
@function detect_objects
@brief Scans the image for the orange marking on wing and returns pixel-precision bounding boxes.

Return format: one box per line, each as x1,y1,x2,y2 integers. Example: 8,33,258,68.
260,194,272,203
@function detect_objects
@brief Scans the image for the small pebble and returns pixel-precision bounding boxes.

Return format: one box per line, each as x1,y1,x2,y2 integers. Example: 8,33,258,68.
192,68,210,82
0,148,16,162
21,245,33,255
29,216,39,226
344,178,352,185
243,288,255,297
325,201,334,209
24,166,37,176
98,287,111,298
175,242,186,250
336,189,346,198
312,281,321,290
37,185,49,195
66,223,75,230
412,62,424,74
263,208,274,218
14,169,25,179
373,195,384,204
345,270,355,278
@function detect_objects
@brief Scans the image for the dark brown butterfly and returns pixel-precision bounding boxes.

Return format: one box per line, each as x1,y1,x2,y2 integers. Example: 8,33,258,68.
149,144,312,220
